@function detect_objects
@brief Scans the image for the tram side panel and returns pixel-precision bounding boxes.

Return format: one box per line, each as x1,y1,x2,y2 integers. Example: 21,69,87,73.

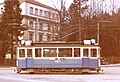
17,58,34,69
81,58,99,69
26,58,34,68
82,58,90,68
17,58,99,70
33,58,83,68
18,58,26,68
90,58,99,68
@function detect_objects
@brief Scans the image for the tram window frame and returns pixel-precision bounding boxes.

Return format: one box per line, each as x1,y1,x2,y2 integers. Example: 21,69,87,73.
27,49,32,57
91,49,97,57
58,48,72,57
19,49,25,58
74,48,81,57
43,48,57,57
35,48,42,57
83,48,89,57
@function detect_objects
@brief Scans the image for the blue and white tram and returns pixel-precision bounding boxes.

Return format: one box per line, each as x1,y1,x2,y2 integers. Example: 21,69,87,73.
16,42,101,74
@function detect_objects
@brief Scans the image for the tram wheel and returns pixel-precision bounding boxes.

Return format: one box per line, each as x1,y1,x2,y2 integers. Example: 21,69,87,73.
97,70,100,74
17,69,21,73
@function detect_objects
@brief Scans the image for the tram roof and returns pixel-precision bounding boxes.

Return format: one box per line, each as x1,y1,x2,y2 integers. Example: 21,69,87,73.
19,42,99,48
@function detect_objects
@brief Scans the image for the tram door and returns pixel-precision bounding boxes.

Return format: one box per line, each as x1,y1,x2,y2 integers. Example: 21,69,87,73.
17,49,26,68
82,48,90,68
26,49,34,68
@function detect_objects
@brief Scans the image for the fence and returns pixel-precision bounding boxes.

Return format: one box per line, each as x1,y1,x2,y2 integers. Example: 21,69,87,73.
0,59,16,67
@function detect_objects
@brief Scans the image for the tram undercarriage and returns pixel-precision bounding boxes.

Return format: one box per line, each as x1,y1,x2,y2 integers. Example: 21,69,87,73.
17,67,101,74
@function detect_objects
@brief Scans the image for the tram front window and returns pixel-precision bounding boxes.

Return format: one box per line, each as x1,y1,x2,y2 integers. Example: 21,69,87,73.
58,48,72,57
91,49,97,57
83,49,89,57
27,49,32,57
43,48,57,57
19,49,25,57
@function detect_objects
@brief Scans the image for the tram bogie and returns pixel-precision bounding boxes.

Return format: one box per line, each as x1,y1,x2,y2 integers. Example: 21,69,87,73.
16,43,101,74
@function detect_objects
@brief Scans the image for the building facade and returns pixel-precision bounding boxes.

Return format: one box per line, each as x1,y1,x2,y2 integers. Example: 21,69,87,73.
20,0,60,43
0,0,60,43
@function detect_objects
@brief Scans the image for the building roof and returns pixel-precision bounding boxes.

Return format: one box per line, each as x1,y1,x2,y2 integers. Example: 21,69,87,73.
20,0,58,11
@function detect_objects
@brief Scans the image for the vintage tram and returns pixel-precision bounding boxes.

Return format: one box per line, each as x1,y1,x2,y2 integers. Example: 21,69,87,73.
16,42,101,74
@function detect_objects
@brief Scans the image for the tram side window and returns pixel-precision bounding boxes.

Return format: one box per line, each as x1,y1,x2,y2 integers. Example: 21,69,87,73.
35,48,41,57
19,49,25,57
27,49,32,57
83,49,89,57
43,48,57,57
91,49,97,57
74,48,81,57
58,48,72,57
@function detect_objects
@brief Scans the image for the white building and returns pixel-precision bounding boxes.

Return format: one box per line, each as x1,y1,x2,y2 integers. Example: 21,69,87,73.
0,0,60,43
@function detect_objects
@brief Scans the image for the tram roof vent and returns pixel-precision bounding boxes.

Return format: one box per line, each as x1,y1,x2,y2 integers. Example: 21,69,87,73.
83,40,91,45
83,39,96,45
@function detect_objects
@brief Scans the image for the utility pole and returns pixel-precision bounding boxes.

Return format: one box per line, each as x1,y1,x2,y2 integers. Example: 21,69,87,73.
97,22,100,45
35,16,39,43
78,0,81,42
112,0,114,14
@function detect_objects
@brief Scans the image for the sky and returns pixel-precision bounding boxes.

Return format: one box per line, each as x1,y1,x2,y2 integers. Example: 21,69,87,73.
0,0,120,14
35,0,73,9
0,0,4,3
0,0,73,9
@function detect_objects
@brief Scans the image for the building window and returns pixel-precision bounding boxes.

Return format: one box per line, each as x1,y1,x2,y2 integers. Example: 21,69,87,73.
48,24,50,31
53,26,57,33
47,34,51,41
39,34,42,41
29,34,33,41
48,12,51,18
30,7,33,14
56,14,59,21
42,34,47,41
44,11,47,17
39,9,43,16
35,8,38,15
42,24,48,30
39,23,43,30
29,21,33,28
52,13,55,19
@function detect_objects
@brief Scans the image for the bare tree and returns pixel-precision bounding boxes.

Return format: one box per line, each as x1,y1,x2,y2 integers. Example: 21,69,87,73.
50,0,68,40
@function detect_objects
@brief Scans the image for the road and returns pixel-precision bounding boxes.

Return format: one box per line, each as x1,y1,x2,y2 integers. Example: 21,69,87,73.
0,65,120,82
